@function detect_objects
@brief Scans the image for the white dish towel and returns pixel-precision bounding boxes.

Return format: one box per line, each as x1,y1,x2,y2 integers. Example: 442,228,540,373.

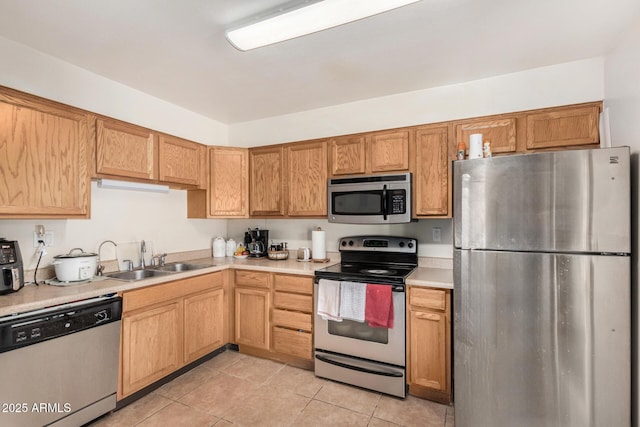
317,279,342,321
339,281,366,322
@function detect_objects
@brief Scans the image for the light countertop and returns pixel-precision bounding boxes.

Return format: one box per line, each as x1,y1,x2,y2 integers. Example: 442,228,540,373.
0,256,452,317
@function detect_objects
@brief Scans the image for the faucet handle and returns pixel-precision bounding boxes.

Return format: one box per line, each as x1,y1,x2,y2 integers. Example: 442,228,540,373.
96,264,105,276
123,259,134,271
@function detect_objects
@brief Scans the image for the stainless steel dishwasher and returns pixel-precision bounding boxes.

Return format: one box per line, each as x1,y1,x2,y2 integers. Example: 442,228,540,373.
0,295,122,427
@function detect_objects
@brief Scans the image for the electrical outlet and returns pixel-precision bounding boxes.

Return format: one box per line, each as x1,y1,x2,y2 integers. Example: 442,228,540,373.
33,231,55,247
432,227,441,242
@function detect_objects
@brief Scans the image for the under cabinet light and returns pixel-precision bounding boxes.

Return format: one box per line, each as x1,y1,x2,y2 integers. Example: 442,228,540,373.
226,0,422,51
97,179,170,193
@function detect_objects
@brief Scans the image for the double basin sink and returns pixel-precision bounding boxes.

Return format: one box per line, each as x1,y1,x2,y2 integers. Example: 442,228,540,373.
105,262,213,282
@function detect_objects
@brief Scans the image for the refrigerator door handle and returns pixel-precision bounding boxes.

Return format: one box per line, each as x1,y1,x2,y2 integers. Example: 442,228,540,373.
460,173,471,249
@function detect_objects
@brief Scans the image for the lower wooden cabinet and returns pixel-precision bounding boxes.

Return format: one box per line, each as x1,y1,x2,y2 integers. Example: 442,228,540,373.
184,288,225,364
406,286,451,404
233,270,314,366
119,272,225,399
121,301,183,398
235,287,271,350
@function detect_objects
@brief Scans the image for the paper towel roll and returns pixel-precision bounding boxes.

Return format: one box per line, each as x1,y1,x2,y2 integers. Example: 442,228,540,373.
469,133,483,159
312,228,326,260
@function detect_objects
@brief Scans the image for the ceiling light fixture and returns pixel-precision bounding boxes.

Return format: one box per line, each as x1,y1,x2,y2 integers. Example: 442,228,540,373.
97,179,170,193
226,0,422,51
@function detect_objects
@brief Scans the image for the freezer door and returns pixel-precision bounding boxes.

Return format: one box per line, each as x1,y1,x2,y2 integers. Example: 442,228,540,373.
453,147,630,253
453,249,630,427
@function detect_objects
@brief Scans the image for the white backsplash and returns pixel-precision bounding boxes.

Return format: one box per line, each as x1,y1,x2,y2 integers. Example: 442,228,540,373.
227,218,453,259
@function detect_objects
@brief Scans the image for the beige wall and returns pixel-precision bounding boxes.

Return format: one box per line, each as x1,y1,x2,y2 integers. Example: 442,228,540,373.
604,16,640,426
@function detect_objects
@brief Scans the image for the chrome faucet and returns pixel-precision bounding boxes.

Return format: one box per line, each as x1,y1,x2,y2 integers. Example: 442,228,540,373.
96,240,117,276
140,240,147,269
151,253,167,267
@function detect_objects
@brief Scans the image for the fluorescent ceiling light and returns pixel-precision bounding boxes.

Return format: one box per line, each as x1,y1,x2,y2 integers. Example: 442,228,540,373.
97,179,170,193
226,0,422,51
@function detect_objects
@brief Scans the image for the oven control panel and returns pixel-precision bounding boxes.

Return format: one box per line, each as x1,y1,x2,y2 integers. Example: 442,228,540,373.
339,236,417,254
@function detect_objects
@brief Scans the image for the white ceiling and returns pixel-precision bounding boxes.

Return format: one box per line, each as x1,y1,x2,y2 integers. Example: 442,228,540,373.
0,0,638,124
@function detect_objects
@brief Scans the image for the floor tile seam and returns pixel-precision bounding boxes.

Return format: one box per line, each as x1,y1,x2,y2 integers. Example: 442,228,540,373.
130,397,174,426
311,396,378,418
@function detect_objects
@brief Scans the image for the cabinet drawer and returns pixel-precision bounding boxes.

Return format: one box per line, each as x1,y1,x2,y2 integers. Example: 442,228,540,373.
124,272,222,313
273,308,312,332
273,292,312,312
273,326,312,360
273,274,313,295
409,287,447,311
235,270,270,289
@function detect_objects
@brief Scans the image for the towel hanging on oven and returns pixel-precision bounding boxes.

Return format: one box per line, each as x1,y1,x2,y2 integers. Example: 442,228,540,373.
317,279,342,321
365,284,394,328
339,281,366,322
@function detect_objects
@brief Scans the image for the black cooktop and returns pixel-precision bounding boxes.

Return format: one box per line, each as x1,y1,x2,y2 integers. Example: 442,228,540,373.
315,262,416,284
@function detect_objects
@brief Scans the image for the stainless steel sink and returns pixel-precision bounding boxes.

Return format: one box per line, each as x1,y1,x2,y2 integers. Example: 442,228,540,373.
106,269,173,281
151,262,211,272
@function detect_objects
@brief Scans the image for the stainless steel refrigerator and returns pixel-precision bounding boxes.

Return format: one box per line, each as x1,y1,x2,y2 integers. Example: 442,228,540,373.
453,147,631,427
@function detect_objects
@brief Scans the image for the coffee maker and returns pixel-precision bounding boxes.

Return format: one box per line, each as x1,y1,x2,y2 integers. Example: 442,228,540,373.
245,227,269,258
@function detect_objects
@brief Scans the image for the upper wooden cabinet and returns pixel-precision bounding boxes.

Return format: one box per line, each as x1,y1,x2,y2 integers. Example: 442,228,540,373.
187,146,249,218
158,134,206,188
454,115,518,155
286,140,328,217
250,145,286,216
96,118,158,180
368,129,411,173
329,135,366,176
0,87,91,218
526,103,600,149
210,147,249,217
413,125,450,217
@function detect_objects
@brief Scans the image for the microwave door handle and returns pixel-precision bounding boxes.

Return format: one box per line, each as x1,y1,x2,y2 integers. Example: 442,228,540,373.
382,185,388,220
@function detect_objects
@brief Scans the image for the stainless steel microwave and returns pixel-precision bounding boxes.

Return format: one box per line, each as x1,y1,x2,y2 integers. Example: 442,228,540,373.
328,173,412,224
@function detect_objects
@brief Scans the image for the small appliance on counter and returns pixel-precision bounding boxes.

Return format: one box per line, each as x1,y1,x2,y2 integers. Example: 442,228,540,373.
246,227,269,258
0,238,24,294
52,248,98,282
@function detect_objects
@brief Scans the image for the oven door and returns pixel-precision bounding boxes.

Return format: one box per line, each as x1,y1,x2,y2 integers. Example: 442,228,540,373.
313,282,405,367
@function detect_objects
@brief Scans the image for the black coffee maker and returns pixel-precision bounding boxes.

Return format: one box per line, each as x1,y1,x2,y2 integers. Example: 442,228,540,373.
244,227,269,258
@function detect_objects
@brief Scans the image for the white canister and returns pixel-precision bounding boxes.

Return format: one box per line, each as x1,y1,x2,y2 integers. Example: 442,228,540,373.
213,237,226,258
225,239,236,257
468,133,483,159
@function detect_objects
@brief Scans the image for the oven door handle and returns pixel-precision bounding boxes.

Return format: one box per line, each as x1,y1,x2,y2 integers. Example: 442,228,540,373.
315,353,403,378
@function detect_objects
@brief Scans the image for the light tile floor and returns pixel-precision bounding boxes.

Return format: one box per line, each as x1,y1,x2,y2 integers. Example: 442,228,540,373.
90,350,454,427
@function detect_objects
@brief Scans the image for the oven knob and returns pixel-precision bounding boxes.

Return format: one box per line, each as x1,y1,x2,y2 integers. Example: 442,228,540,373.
341,241,347,247
399,241,405,248
408,242,414,248
348,240,354,246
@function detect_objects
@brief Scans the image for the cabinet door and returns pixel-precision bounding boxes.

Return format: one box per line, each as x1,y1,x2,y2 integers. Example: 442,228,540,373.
209,147,248,217
235,287,270,350
368,129,411,173
0,88,90,217
413,125,449,216
330,135,366,176
249,146,285,216
121,301,183,397
158,134,205,187
184,288,225,364
409,309,447,391
96,118,157,180
287,140,328,216
526,104,600,149
455,117,517,154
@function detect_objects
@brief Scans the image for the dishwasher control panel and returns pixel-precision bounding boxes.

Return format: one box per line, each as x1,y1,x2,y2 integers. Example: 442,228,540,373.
0,295,122,352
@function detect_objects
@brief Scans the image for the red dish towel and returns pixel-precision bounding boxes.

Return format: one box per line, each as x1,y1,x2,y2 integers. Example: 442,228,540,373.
365,284,394,329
